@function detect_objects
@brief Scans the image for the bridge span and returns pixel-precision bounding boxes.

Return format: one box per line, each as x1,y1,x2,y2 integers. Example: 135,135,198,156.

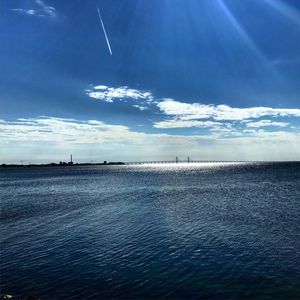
124,160,245,165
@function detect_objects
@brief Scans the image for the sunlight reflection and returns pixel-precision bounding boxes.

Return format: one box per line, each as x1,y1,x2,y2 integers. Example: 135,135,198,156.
129,162,248,171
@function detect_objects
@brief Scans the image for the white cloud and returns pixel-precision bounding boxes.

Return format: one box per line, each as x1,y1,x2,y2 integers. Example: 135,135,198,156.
86,85,154,103
154,99,298,134
154,119,222,129
0,117,145,144
1,117,300,163
85,84,299,136
35,0,56,18
11,0,56,18
85,84,300,122
133,105,148,111
153,119,245,138
157,99,215,119
157,99,300,121
246,120,289,128
11,8,38,16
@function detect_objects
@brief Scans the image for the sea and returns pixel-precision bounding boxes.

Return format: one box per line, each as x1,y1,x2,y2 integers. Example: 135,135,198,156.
1,162,300,299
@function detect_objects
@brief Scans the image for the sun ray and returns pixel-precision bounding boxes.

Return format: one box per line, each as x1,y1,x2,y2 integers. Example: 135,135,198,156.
217,0,268,63
264,0,300,26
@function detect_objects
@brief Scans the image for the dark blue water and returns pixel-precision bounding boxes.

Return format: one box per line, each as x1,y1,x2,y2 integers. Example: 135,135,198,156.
1,162,300,299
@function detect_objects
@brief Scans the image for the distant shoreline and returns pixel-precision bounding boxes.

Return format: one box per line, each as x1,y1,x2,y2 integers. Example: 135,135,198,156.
0,162,125,168
1,161,299,169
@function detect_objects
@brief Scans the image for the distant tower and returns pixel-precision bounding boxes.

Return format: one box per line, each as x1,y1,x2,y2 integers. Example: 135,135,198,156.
187,156,190,163
70,154,73,163
176,156,178,163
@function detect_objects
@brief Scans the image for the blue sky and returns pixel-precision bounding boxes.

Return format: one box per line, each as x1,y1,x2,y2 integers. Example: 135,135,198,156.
1,0,300,163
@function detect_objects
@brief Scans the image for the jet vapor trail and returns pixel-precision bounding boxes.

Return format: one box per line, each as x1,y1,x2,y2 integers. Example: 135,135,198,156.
97,8,112,55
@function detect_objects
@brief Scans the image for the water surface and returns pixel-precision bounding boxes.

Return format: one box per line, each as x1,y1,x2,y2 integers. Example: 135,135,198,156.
1,162,300,299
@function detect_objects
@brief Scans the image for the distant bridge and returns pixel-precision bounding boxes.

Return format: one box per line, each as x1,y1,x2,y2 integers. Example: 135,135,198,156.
124,160,245,165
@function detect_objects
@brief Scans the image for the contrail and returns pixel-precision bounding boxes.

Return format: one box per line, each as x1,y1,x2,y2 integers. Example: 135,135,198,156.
97,8,112,55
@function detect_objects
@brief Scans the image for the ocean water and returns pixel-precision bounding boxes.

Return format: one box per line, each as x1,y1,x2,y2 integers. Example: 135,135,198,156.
1,162,300,299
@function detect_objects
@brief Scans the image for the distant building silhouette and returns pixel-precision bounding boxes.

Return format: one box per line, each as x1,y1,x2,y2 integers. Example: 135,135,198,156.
68,154,73,165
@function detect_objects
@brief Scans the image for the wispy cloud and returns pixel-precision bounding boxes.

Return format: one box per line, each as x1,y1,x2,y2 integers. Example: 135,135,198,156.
11,0,57,18
85,84,300,136
157,99,300,121
132,105,148,111
153,119,244,138
154,119,222,129
245,120,289,128
86,85,300,122
35,0,56,18
86,85,154,105
1,117,300,162
11,8,39,17
0,117,144,144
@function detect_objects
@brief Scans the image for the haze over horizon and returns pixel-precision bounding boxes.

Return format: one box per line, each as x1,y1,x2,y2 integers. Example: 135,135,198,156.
1,0,300,163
